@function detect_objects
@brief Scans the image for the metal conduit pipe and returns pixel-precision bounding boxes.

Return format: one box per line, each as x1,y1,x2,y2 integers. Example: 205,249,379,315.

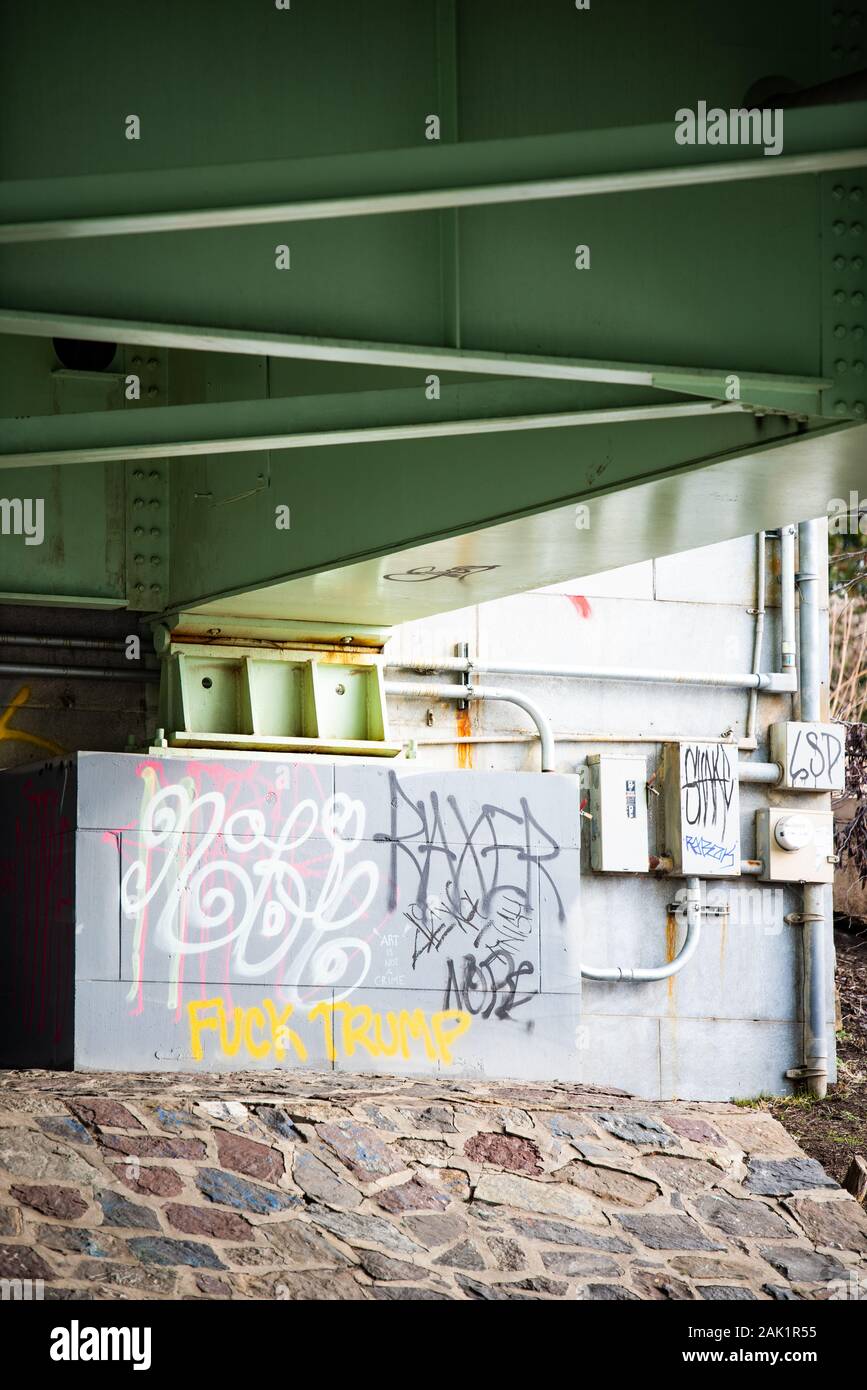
416,730,762,747
738,760,783,784
780,523,798,676
581,877,703,982
798,522,823,723
741,860,764,877
796,519,829,1100
652,855,762,877
745,530,767,746
389,656,795,691
799,884,828,1098
0,661,158,682
0,633,133,652
384,680,556,771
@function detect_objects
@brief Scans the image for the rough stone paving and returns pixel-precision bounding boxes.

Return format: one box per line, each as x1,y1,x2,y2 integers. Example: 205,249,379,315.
0,1070,865,1301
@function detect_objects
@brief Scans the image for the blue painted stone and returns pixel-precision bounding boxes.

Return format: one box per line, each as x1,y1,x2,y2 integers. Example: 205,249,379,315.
81,1235,113,1258
42,1227,114,1259
253,1106,300,1140
196,1167,300,1215
96,1189,160,1231
37,1116,94,1146
154,1106,197,1130
315,1119,404,1183
129,1237,226,1270
543,1113,593,1140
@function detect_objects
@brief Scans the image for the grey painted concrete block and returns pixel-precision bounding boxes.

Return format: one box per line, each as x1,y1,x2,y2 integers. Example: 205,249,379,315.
74,981,337,1073
75,830,121,981
579,1013,662,1098
658,1017,803,1102
539,849,581,992
1,753,583,1080
75,751,336,830
328,986,583,1082
333,762,581,850
0,749,834,1098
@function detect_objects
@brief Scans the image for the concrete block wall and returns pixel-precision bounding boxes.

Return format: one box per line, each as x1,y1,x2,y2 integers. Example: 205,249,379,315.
383,526,836,1100
0,527,837,1099
0,752,583,1083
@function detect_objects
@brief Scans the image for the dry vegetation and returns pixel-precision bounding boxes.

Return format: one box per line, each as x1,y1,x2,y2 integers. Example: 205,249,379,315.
767,522,867,1182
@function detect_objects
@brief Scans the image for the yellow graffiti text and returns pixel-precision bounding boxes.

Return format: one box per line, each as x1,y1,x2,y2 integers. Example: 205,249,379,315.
187,996,472,1066
187,997,307,1062
0,686,64,757
309,1001,471,1066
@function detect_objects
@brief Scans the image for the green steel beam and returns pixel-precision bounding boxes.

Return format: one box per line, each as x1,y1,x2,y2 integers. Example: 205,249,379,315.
0,592,126,609
0,1,862,626
0,390,783,469
164,408,804,618
0,310,830,409
0,172,844,420
1,104,865,243
178,421,866,627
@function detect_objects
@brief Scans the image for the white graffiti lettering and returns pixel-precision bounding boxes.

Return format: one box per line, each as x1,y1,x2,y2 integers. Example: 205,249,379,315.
121,783,377,1002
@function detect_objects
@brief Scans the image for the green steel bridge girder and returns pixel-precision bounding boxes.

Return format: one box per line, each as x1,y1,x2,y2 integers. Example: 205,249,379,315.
0,384,827,470
0,393,863,624
0,1,865,625
0,103,865,244
172,420,866,631
2,103,866,426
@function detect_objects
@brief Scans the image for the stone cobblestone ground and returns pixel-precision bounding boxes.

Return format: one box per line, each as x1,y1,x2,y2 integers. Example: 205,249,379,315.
1,1070,866,1301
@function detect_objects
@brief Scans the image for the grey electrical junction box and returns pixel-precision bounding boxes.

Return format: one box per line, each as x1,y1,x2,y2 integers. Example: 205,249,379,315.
768,722,846,792
755,808,836,884
587,754,649,873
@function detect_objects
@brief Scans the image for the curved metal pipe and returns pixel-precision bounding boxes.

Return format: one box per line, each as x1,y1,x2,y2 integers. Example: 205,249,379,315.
384,680,556,771
581,877,702,982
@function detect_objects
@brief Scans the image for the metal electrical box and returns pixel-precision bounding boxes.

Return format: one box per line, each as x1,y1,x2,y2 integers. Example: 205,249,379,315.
755,808,836,884
768,722,846,792
662,741,741,877
586,755,649,873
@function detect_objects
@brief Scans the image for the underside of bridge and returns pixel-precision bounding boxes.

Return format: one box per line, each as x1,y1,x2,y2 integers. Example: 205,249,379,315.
0,2,866,1102
0,0,864,643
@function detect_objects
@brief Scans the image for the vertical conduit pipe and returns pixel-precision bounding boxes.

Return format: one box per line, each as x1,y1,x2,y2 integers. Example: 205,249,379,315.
780,524,798,677
745,531,766,746
797,518,828,1100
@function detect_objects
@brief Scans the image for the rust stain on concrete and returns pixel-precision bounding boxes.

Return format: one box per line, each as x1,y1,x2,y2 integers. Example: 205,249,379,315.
456,706,473,769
